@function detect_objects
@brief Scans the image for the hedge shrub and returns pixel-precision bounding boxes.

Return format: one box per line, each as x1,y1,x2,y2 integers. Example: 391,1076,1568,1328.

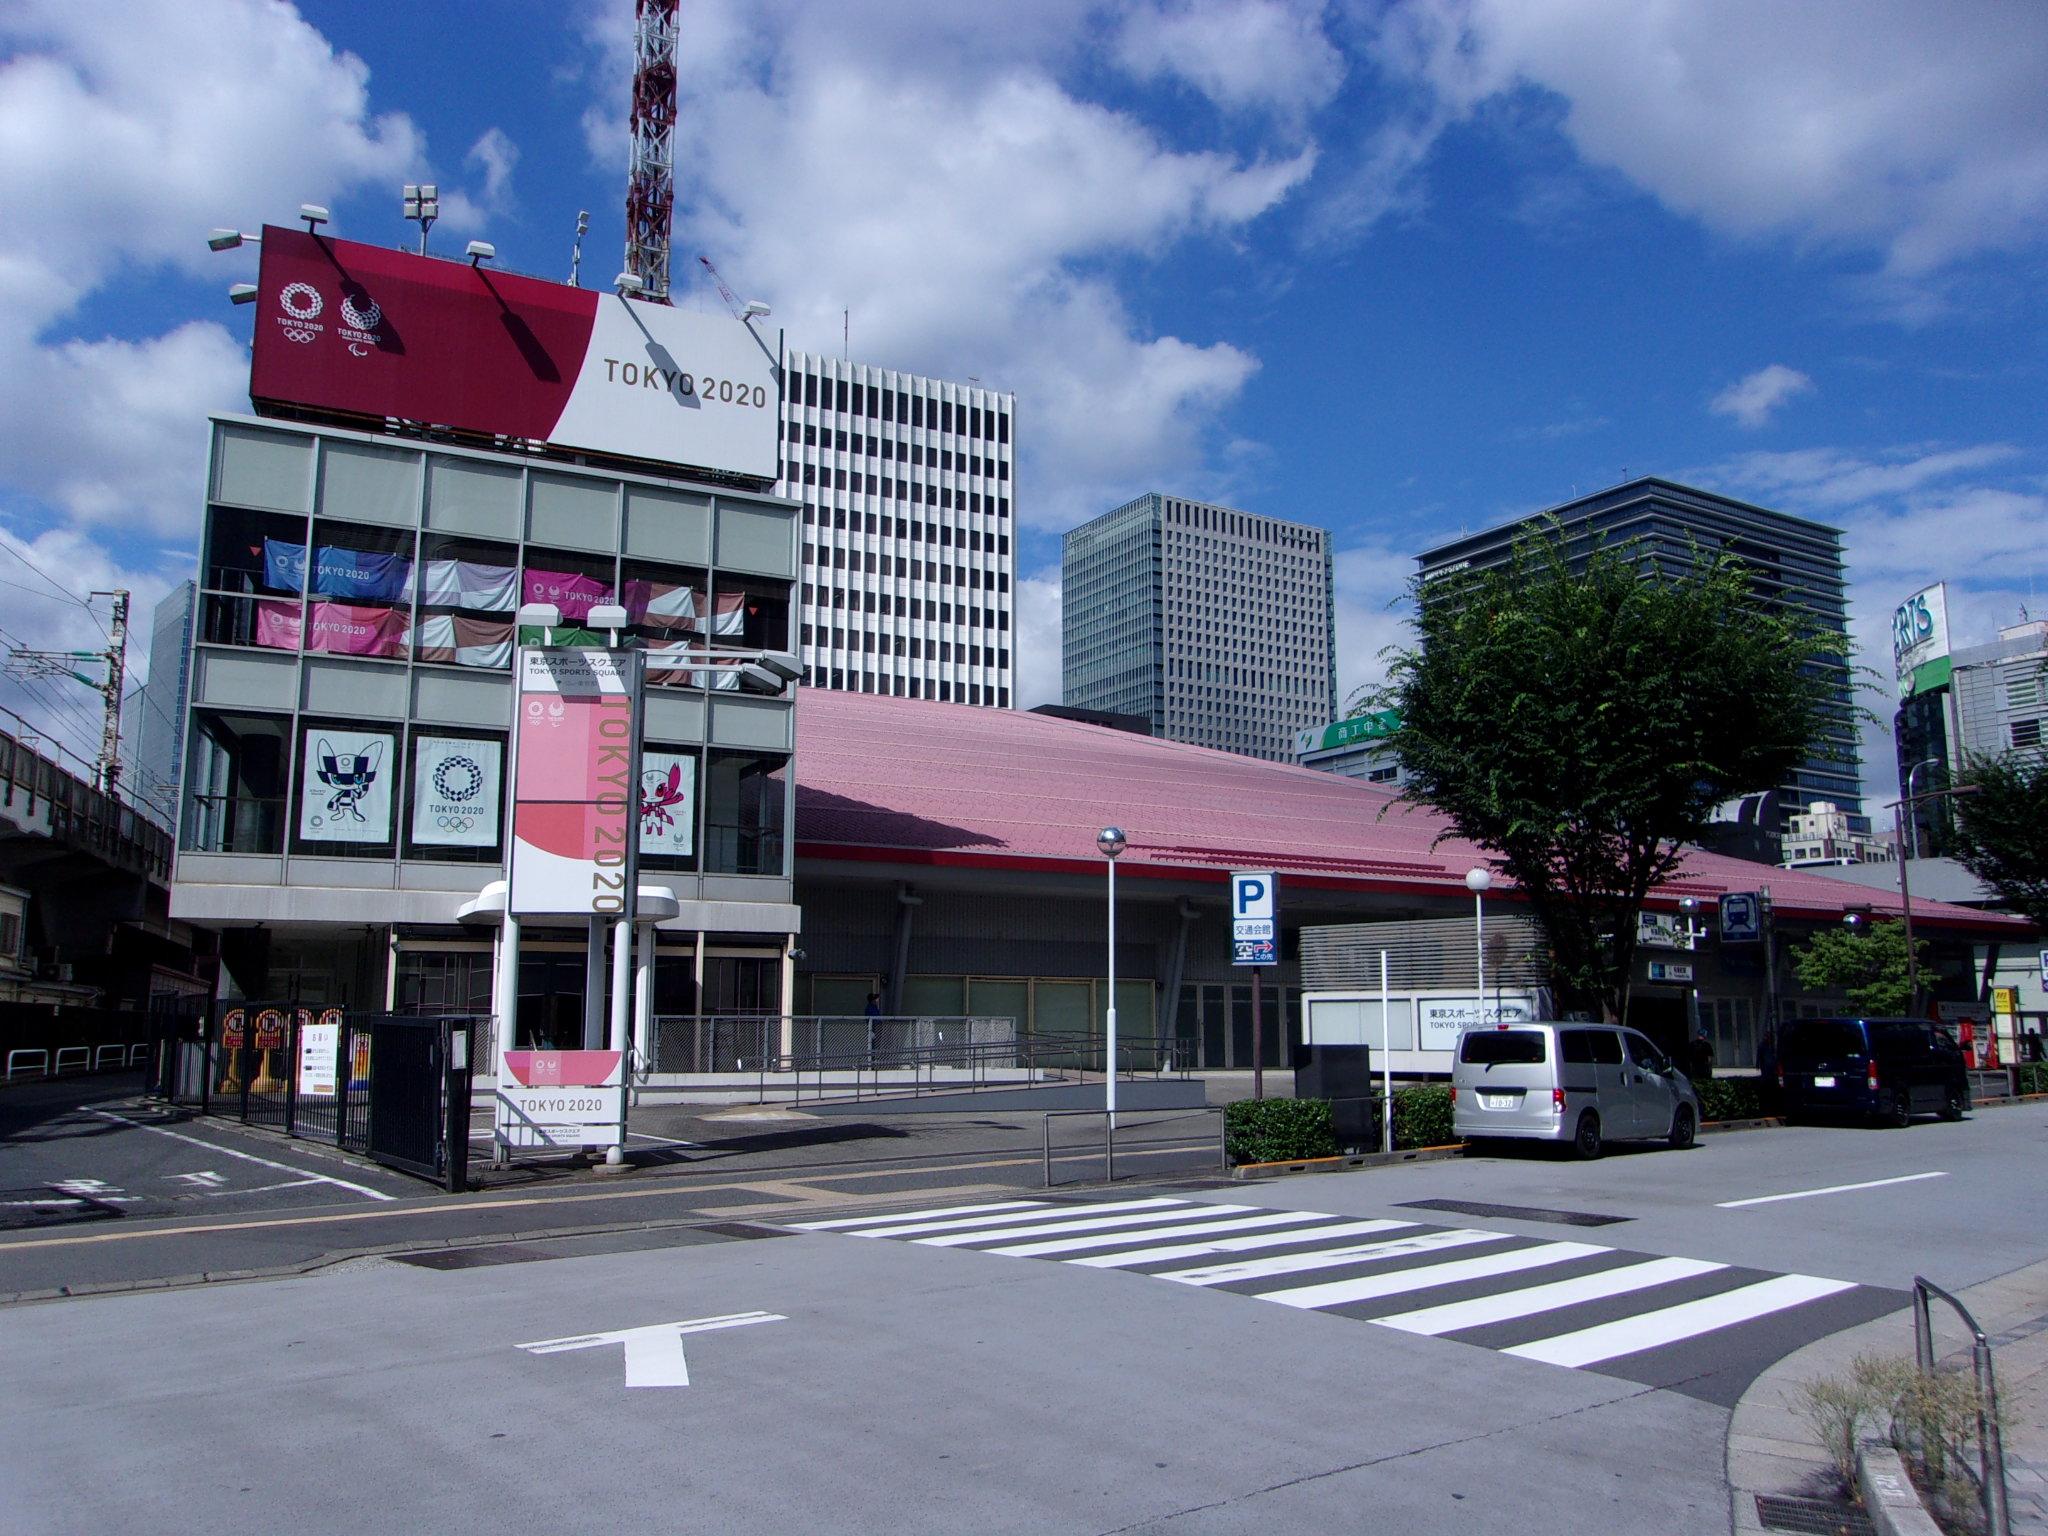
1225,1097,1338,1165
2016,1063,2048,1097
1695,1077,1767,1123
1392,1083,1456,1149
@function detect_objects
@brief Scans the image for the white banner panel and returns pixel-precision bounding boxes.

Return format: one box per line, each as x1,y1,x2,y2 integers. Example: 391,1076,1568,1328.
413,736,503,848
299,731,395,842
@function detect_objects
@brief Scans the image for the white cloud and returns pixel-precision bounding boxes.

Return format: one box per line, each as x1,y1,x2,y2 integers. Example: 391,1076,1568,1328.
1011,565,1065,709
1113,0,1345,119
1331,540,1417,714
0,0,423,537
1709,364,1814,429
580,0,1313,531
438,127,521,232
1354,1,2048,277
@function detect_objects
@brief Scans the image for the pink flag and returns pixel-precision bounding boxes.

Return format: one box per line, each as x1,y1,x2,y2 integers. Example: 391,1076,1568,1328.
307,601,408,657
522,568,614,622
254,599,302,650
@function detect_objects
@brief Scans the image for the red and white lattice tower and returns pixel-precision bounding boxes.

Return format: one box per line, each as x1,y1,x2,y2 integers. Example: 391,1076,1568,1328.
624,0,679,303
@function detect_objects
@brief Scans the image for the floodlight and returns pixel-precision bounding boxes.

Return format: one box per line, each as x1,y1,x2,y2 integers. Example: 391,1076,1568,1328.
300,204,330,229
586,603,629,631
741,299,771,320
208,228,243,252
517,602,562,630
1097,827,1127,859
228,283,259,305
615,272,644,295
754,649,802,682
738,661,794,695
466,240,496,265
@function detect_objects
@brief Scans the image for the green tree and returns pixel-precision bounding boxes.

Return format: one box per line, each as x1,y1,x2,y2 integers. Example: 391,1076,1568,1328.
1377,523,1843,1019
1789,921,1926,1014
1948,751,2048,928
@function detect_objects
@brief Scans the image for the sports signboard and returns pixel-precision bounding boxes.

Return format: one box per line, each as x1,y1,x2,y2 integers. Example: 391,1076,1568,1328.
1892,583,1952,699
496,1049,626,1150
507,648,643,917
249,226,779,480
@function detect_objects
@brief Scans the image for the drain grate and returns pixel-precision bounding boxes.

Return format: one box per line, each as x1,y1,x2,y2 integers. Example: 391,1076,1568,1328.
1755,1494,1876,1535
1396,1197,1631,1227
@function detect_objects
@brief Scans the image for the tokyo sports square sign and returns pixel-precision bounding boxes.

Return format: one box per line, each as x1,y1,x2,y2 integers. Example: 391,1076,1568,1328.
507,648,643,917
249,226,779,480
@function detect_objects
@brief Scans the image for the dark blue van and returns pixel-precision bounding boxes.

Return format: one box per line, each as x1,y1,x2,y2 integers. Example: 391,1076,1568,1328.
1777,1016,1970,1126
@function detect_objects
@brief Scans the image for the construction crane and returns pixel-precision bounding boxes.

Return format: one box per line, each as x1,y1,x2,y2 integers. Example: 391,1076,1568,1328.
698,254,741,318
623,0,679,303
4,590,129,796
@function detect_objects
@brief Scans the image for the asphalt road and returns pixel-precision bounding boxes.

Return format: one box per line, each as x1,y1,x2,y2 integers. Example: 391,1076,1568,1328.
2,1100,2042,1534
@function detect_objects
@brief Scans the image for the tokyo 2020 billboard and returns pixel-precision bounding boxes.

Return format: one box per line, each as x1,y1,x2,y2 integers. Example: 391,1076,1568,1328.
250,226,779,480
507,648,642,918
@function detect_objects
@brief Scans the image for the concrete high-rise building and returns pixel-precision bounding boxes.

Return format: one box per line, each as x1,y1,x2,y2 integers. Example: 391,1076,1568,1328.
779,352,1015,707
1061,493,1335,760
130,581,197,830
1415,478,1863,833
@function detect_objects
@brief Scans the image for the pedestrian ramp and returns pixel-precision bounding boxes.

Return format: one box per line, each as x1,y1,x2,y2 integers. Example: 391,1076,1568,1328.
789,1196,1901,1402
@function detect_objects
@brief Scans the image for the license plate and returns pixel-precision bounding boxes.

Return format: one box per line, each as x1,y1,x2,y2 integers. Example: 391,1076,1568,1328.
1812,1075,1836,1088
1482,1093,1515,1110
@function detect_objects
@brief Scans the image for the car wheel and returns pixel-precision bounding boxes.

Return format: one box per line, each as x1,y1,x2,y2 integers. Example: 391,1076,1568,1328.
1940,1087,1967,1122
1572,1111,1602,1160
1667,1105,1696,1150
1885,1090,1913,1129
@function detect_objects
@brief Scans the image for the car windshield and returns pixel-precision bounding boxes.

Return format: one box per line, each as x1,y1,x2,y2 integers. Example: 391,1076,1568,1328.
1782,1020,1866,1068
1460,1029,1546,1066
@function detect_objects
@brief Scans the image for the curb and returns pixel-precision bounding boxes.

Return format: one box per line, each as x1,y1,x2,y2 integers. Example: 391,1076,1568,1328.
1858,1439,1943,1536
1232,1144,1465,1179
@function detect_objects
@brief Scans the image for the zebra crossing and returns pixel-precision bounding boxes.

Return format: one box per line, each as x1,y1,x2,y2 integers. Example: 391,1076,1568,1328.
791,1195,1897,1398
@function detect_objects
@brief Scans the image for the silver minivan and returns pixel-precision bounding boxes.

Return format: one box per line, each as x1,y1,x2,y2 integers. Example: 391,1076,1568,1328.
1451,1022,1702,1158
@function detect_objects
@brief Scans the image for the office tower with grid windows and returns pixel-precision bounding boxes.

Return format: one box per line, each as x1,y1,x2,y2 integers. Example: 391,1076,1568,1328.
1061,493,1336,760
779,352,1016,707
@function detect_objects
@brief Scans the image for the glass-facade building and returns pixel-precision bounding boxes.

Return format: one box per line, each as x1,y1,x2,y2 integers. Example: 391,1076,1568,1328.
1414,477,1863,831
1062,493,1336,760
169,414,800,1028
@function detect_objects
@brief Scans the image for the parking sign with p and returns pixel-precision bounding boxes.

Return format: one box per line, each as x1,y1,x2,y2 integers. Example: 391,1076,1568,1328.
1231,870,1278,966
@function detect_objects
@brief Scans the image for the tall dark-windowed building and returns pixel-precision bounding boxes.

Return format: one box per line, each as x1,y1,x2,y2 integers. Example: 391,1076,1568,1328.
1062,493,1336,761
1415,478,1863,831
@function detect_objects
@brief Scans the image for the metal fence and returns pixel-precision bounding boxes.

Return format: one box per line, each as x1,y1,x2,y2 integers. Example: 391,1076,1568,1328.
1911,1276,2011,1536
156,1003,475,1188
1042,1107,1227,1187
645,1015,1019,1074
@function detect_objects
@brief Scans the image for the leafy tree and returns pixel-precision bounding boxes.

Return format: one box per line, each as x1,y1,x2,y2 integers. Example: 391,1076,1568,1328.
1376,522,1843,1019
1948,751,2048,928
1790,921,1926,1015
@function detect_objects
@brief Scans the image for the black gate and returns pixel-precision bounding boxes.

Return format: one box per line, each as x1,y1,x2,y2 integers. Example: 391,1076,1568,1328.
155,1004,471,1190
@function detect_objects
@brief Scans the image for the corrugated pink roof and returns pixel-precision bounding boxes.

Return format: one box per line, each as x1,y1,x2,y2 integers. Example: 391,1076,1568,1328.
793,691,2022,932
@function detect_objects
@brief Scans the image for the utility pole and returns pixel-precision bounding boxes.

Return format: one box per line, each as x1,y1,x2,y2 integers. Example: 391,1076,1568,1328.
3,589,130,796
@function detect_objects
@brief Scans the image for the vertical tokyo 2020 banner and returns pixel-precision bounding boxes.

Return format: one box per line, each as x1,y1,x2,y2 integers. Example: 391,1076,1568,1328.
506,649,643,916
249,226,778,480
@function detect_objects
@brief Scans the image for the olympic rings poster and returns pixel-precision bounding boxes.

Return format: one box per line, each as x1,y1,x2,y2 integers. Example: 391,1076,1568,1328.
412,735,503,848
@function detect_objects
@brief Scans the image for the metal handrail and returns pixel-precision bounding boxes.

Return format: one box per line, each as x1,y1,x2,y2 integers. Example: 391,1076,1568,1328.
1911,1275,2011,1536
1042,1106,1227,1188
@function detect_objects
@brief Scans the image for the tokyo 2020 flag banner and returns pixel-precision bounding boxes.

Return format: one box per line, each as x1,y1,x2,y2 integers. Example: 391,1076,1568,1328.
507,648,642,916
299,731,394,842
413,736,503,849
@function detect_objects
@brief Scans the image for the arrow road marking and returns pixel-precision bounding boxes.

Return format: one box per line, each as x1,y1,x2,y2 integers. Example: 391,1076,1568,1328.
516,1311,785,1388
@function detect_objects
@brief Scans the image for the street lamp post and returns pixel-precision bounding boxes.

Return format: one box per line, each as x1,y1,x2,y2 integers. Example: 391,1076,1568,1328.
1466,867,1492,1025
1889,781,1980,1014
1903,756,1943,859
1098,827,1126,1128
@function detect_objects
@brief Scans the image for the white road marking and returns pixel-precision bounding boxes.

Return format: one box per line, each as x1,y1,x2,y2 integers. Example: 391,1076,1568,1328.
1503,1274,1856,1366
910,1203,1245,1248
51,1179,136,1203
517,1310,785,1388
1371,1256,1728,1336
167,1171,229,1188
1716,1171,1948,1208
1068,1218,1420,1270
1162,1228,1509,1287
625,1129,699,1147
986,1210,1350,1259
1251,1241,1610,1311
854,1197,1190,1241
790,1200,1046,1231
87,1109,396,1201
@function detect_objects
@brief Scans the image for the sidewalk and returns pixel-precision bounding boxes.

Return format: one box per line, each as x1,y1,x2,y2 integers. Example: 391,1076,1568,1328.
1728,1255,2048,1533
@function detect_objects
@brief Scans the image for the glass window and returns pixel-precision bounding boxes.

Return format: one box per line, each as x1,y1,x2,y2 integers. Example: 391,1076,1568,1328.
1460,1029,1547,1065
703,751,786,875
183,710,290,854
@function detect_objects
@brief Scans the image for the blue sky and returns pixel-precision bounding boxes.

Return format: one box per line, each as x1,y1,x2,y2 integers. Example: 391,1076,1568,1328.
2,0,2044,813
